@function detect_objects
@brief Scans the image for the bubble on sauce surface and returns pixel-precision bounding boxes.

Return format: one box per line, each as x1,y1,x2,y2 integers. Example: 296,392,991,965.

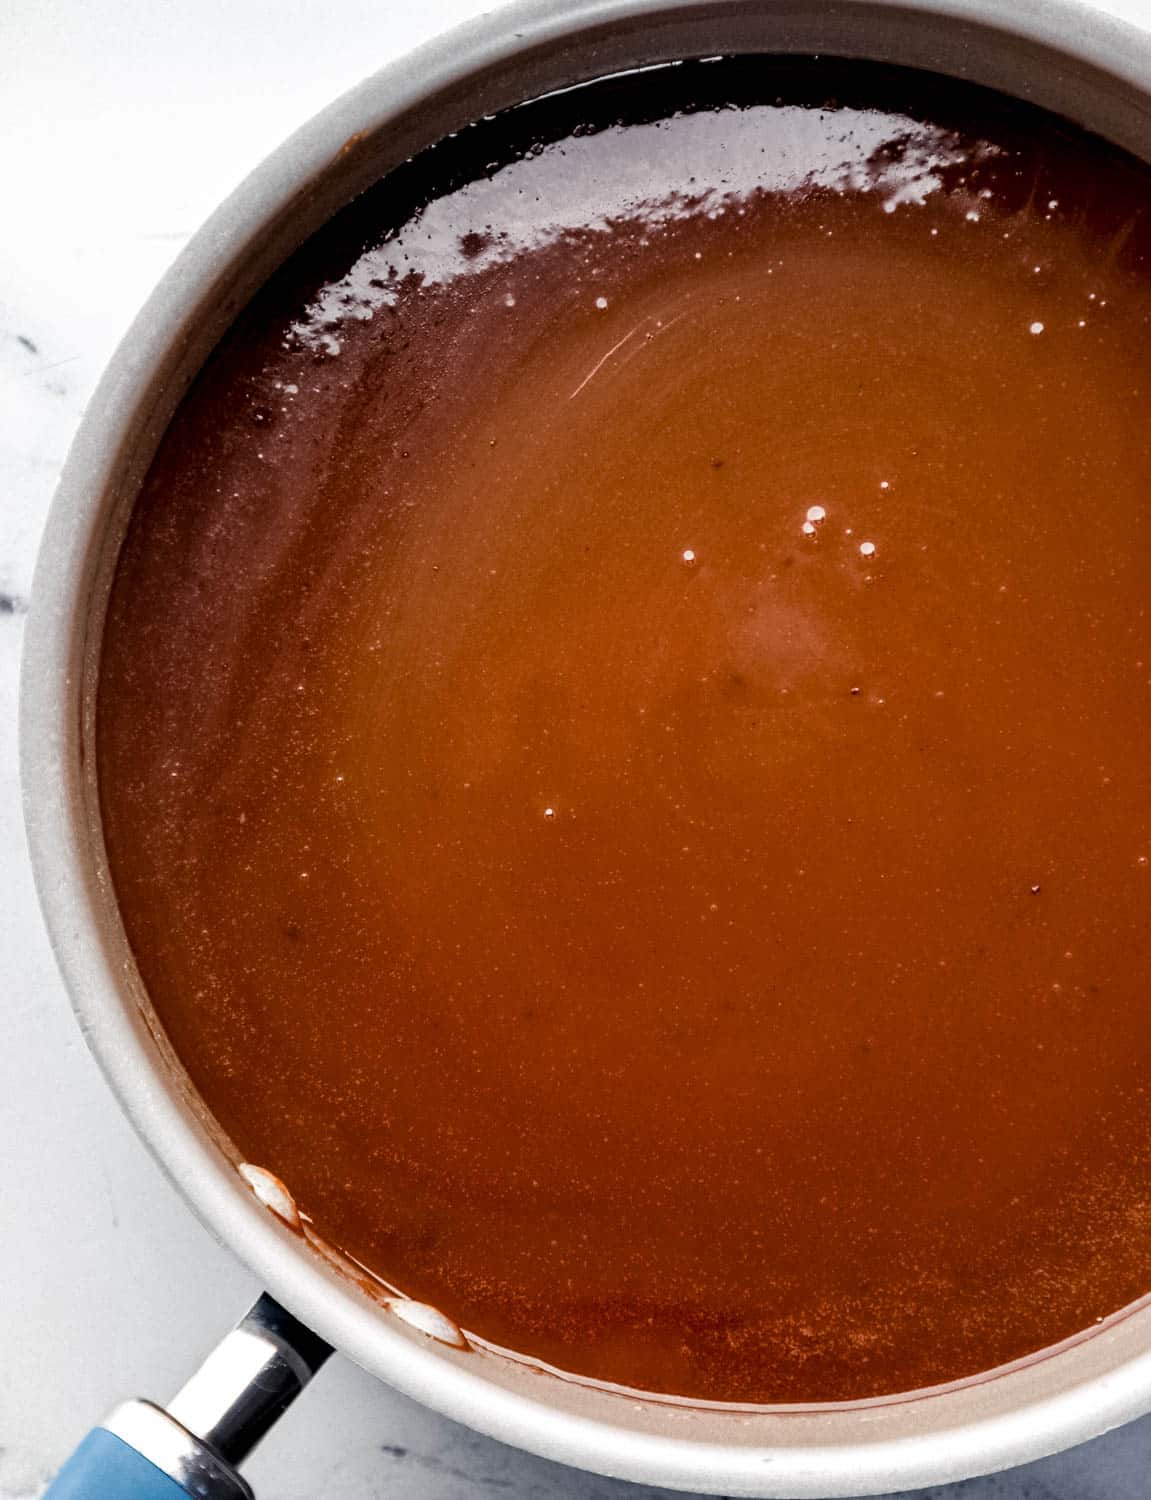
387,1297,470,1348
238,1163,301,1230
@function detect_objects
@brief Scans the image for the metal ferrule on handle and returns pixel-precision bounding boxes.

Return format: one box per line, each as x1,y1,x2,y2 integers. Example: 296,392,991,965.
43,1295,331,1500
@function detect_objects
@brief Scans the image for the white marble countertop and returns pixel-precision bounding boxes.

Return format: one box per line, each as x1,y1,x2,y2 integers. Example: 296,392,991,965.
6,1,1151,1495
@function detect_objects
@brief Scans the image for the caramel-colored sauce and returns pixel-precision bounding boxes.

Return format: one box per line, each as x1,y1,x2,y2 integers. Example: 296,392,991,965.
98,61,1151,1403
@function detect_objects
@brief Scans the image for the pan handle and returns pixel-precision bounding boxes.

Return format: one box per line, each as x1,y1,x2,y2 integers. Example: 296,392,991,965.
43,1294,331,1499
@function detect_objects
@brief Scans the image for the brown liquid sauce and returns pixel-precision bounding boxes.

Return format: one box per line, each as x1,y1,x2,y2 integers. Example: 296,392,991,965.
98,60,1151,1404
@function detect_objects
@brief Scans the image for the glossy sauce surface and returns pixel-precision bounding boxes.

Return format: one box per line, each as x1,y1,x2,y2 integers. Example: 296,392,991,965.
98,62,1151,1403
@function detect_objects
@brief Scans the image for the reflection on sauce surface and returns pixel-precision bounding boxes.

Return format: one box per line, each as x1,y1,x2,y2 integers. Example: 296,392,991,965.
98,60,1151,1403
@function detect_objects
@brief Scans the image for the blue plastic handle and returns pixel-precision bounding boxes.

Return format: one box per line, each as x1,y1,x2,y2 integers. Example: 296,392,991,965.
39,1295,325,1499
44,1428,190,1500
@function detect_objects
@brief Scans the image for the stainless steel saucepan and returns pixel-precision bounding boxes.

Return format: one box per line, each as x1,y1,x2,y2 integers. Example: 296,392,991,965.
21,1,1151,1495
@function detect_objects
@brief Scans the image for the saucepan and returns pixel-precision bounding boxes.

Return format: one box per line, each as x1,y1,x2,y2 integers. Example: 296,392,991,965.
21,0,1151,1495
